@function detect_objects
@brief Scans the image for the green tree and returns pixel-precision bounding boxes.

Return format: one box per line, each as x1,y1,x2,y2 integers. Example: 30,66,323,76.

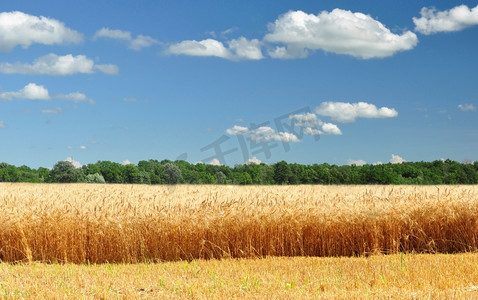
273,161,292,184
49,161,83,183
138,160,164,184
123,164,140,183
37,167,50,182
82,163,101,176
216,171,227,184
97,161,124,183
0,163,20,182
138,171,151,184
246,164,262,184
86,173,106,183
259,163,275,184
311,164,332,184
17,165,41,182
234,172,252,185
162,162,182,184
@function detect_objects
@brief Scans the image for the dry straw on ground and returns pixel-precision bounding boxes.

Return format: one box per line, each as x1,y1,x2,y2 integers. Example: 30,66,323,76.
0,183,477,263
2,254,478,299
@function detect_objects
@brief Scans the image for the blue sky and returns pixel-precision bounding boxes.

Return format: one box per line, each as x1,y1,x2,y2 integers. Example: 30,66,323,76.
0,0,477,168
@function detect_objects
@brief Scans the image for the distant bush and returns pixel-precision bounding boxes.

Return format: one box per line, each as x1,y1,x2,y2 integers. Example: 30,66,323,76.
86,173,106,184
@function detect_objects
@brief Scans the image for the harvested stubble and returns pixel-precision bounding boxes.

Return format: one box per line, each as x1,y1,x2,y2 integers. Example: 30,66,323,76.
0,183,477,263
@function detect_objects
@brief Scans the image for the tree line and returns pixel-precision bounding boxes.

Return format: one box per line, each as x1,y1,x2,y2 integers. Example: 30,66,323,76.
0,159,477,185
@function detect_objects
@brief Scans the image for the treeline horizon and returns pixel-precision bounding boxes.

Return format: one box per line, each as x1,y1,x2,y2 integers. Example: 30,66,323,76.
0,158,477,185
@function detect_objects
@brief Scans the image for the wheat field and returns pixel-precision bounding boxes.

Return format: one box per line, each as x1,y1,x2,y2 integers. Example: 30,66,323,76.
2,254,478,299
0,183,477,263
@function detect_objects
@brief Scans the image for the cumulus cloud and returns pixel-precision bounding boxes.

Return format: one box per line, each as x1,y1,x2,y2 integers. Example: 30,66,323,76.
226,125,250,135
208,158,222,166
264,9,418,59
289,112,319,127
458,103,477,112
390,154,406,164
228,37,264,60
0,11,82,52
0,83,50,101
167,37,263,60
94,28,159,50
348,159,367,166
56,92,95,104
0,121,6,128
289,112,342,135
0,83,94,104
122,159,132,165
321,122,342,135
65,157,82,168
0,53,118,75
168,39,229,58
246,156,262,165
413,4,478,34
226,124,300,142
303,127,322,136
316,102,398,123
250,126,300,143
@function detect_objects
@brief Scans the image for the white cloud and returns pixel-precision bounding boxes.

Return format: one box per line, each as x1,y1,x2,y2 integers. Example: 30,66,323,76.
226,125,250,135
221,27,238,37
0,121,6,128
0,83,94,106
94,28,159,50
41,107,63,114
208,158,222,166
21,83,50,100
0,11,82,52
227,124,300,142
65,157,82,168
413,4,478,35
290,112,342,135
316,102,398,123
275,132,300,142
167,37,263,61
56,92,95,104
303,127,322,136
79,145,87,150
373,161,383,165
246,156,262,165
95,28,130,40
290,112,318,127
348,159,367,166
458,103,477,112
168,39,230,58
129,34,159,50
0,83,51,101
122,159,132,165
228,37,264,60
250,126,300,143
264,9,417,59
94,64,119,75
0,54,118,75
321,122,342,135
390,154,406,164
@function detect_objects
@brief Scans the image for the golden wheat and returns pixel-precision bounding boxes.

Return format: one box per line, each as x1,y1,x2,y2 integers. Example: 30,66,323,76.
0,183,477,263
